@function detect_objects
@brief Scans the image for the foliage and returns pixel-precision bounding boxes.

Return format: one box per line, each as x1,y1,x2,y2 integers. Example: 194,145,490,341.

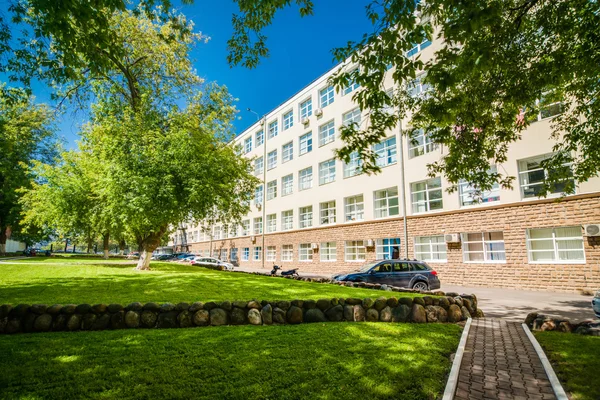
229,0,600,196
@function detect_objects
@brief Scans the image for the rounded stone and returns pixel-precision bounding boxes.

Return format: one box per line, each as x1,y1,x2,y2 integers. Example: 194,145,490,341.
386,297,399,308
304,300,317,309
23,313,36,332
286,306,303,324
291,300,304,308
461,306,471,320
366,308,379,322
433,306,448,322
159,303,175,313
374,297,387,311
272,307,286,324
125,311,140,328
210,308,229,326
66,314,82,331
410,304,427,323
52,314,68,331
233,301,247,309
108,303,124,313
31,304,48,315
325,305,344,322
33,313,53,332
219,301,232,311
362,298,375,309
157,311,179,328
392,305,411,322
261,304,273,325
422,296,434,306
248,309,262,325
189,302,204,312
177,311,193,328
316,299,331,311
448,304,463,323
74,304,91,314
425,306,438,323
5,319,22,334
454,297,464,308
276,301,291,310
11,304,31,317
125,302,143,312
81,313,97,330
141,310,158,328
438,297,450,309
203,302,218,311
353,305,365,322
0,305,13,318
193,310,210,326
143,302,161,312
379,306,392,322
345,298,362,305
343,305,354,321
91,304,108,314
231,308,247,325
305,308,327,323
398,298,413,308
175,302,190,312
412,297,425,307
247,300,261,309
110,311,127,329
92,314,111,330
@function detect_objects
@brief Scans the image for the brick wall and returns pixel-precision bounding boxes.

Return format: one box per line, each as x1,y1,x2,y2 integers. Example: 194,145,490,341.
190,194,600,293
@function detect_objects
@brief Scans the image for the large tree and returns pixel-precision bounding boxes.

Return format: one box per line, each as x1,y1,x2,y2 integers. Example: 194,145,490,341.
227,0,600,196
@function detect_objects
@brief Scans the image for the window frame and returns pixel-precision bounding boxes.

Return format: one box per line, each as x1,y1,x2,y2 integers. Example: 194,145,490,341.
299,205,313,229
345,240,366,262
299,132,313,155
299,97,312,120
410,177,443,213
319,158,336,185
267,149,277,170
282,141,293,163
299,243,313,262
517,153,575,200
283,109,294,130
298,167,313,191
373,187,400,219
319,85,335,108
281,174,294,196
376,238,401,260
408,128,437,159
281,244,293,262
461,232,507,263
320,242,337,262
266,246,276,262
344,194,364,222
267,179,277,201
526,226,585,264
253,246,262,261
374,136,397,167
266,213,277,233
253,217,263,235
320,200,336,225
318,120,335,147
281,210,293,231
268,120,278,139
414,235,448,262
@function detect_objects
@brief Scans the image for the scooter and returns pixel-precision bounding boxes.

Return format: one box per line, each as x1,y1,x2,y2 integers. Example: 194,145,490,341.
270,265,299,277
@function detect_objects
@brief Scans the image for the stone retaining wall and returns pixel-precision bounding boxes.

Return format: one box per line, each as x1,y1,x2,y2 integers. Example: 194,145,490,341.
525,312,600,336
0,294,482,334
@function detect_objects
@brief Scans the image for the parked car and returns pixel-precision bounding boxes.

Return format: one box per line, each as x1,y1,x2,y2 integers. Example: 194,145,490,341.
175,253,194,260
593,290,600,318
333,259,441,291
190,257,235,271
151,254,176,261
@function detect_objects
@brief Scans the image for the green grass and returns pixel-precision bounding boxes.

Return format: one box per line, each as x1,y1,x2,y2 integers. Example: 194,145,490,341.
0,322,461,400
535,331,600,400
0,258,419,305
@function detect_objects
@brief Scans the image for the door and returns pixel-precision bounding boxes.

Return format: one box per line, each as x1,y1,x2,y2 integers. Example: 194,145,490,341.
369,261,394,284
392,261,412,287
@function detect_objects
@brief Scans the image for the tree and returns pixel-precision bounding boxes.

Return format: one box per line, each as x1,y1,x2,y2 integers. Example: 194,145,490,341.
0,88,56,254
228,0,600,196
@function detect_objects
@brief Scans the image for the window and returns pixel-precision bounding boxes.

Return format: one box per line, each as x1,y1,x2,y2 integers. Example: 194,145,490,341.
299,132,313,155
343,152,363,178
414,236,447,262
374,136,397,167
268,120,278,139
266,246,276,262
255,130,264,146
319,159,336,185
319,85,335,107
283,110,294,130
220,248,228,261
407,38,431,57
282,141,293,163
318,120,335,146
299,167,313,191
299,206,313,228
299,243,313,261
462,232,506,262
408,74,431,98
518,154,574,199
267,150,277,170
253,217,263,234
281,210,293,231
374,187,399,218
526,92,565,122
229,225,238,238
241,220,250,236
411,177,443,213
343,69,360,95
222,227,229,239
253,246,262,261
254,156,264,176
345,240,366,261
254,185,263,206
244,137,252,153
344,195,364,222
408,129,437,158
213,226,221,240
282,174,293,196
376,238,401,260
342,108,361,127
266,214,277,233
526,227,585,263
320,201,336,225
281,244,293,261
231,248,238,261
320,242,337,261
459,166,501,206
242,247,250,261
267,180,277,201
299,98,312,119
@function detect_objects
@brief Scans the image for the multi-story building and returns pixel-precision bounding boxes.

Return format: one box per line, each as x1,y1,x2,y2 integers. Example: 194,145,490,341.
175,34,600,293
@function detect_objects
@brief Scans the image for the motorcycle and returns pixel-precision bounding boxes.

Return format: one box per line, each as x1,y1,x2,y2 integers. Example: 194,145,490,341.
270,265,299,277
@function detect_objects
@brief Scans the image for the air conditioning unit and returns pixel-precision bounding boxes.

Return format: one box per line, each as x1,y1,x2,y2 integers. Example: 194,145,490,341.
314,108,323,117
311,243,319,250
444,233,461,243
251,236,256,243
583,224,600,237
366,239,374,247
301,117,310,125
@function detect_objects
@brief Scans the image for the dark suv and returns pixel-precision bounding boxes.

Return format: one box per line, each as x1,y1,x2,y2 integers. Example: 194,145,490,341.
333,259,441,291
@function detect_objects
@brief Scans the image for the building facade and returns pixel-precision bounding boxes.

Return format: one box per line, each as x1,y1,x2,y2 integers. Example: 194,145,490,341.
173,35,600,293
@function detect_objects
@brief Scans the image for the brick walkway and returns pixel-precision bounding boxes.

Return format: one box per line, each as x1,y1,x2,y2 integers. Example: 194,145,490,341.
454,319,556,400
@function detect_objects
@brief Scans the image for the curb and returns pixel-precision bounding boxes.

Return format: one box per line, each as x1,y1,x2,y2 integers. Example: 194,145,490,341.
442,317,472,400
521,323,569,400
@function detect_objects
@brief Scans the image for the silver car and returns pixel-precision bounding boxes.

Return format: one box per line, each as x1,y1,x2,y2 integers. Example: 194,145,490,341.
190,257,234,271
593,290,600,318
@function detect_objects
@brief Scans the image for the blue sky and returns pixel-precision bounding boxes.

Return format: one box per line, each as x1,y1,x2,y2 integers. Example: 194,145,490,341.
2,1,373,148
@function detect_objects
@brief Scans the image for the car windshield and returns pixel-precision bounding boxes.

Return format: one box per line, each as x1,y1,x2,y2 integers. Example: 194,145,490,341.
357,261,379,273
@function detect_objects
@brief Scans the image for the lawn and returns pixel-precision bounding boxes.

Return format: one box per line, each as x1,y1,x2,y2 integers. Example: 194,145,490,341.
536,331,600,400
0,322,461,400
0,258,419,305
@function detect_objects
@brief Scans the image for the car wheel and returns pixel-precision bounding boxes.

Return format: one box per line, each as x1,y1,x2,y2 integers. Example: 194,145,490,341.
412,281,429,291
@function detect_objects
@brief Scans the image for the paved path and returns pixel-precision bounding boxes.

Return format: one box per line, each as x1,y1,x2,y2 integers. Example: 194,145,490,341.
454,319,556,400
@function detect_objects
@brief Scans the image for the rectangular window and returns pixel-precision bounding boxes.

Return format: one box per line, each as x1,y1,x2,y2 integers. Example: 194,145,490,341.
344,195,364,222
411,177,443,213
254,185,263,206
374,136,397,167
282,174,293,196
254,156,264,176
320,242,337,261
268,120,278,139
414,236,448,262
319,85,335,107
299,132,313,155
342,108,361,127
241,220,250,236
229,225,238,238
222,227,229,239
376,238,401,260
253,246,262,261
343,70,360,95
318,120,335,146
299,206,313,228
408,74,431,98
281,244,293,261
282,141,293,163
345,240,366,261
253,217,263,235
518,154,574,199
527,92,565,122
267,150,277,170
242,247,250,261
299,243,313,261
406,39,432,57
462,232,506,262
374,187,399,218
299,167,313,191
299,98,312,119
220,249,228,261
281,210,293,231
319,159,336,185
320,201,336,225
267,180,277,201
526,227,585,263
459,166,501,206
230,248,238,261
343,152,363,178
255,130,264,146
283,110,294,130
244,137,253,154
408,129,437,158
213,226,221,240
266,246,276,262
266,214,277,233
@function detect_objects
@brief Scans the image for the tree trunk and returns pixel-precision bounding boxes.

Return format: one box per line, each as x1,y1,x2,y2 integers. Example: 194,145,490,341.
64,238,68,253
118,238,126,255
0,227,7,255
102,232,110,259
135,228,167,271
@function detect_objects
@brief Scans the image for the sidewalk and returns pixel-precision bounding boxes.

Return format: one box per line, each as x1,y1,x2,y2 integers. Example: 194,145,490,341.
233,266,327,279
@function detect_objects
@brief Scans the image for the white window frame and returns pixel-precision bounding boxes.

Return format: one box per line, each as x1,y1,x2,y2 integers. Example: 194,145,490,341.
458,166,501,206
518,153,575,200
344,195,364,222
320,242,337,262
319,159,336,185
345,240,366,262
266,213,277,233
319,85,335,108
299,206,313,229
254,185,263,206
253,246,262,261
342,108,361,127
461,232,507,263
282,174,293,196
213,226,221,240
320,201,336,225
268,120,278,139
376,238,402,260
266,246,276,262
242,247,250,261
254,156,264,176
282,141,293,163
343,152,363,178
408,74,431,98
374,136,397,167
526,227,585,264
414,235,447,262
267,149,277,170
253,217,263,235
299,243,313,261
244,137,253,154
281,210,293,231
230,248,238,261
241,220,250,236
411,177,443,213
283,110,294,130
267,179,277,201
406,38,432,57
299,167,313,191
342,69,360,95
318,120,335,147
299,97,312,119
255,130,264,146
299,132,313,155
374,187,399,219
281,244,293,262
408,129,437,158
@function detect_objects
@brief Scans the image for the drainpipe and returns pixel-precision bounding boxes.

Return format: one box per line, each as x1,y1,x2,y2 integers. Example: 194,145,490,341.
261,115,267,270
397,109,410,259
